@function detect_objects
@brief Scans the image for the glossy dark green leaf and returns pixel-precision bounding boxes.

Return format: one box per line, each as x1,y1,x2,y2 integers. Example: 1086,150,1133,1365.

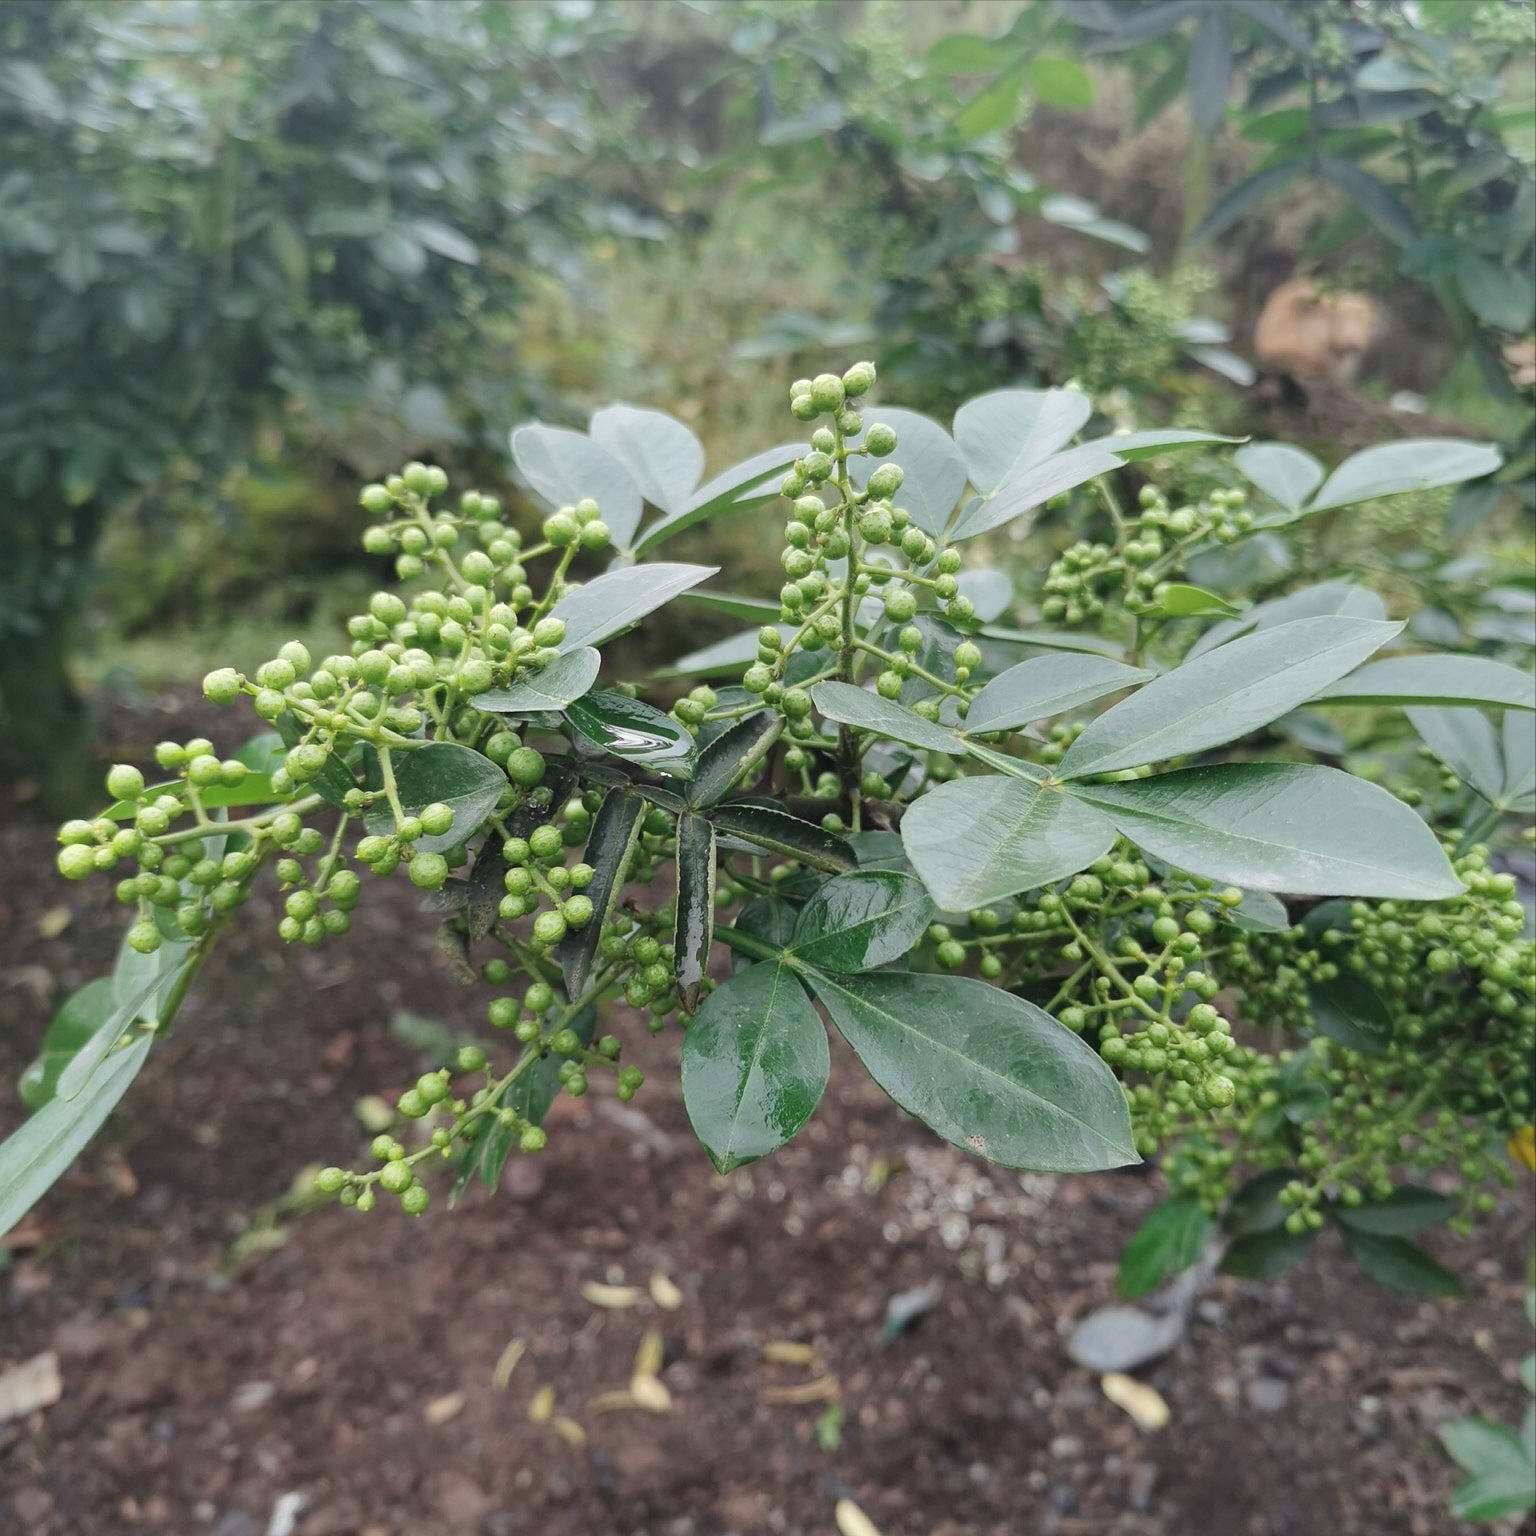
566,691,697,779
0,1031,153,1239
1218,1226,1317,1279
548,562,717,651
964,654,1151,735
1118,1195,1216,1298
18,978,114,1111
707,803,855,873
478,648,601,713
681,960,829,1172
686,710,782,807
1190,159,1305,246
1308,977,1393,1054
903,776,1116,909
1334,1186,1460,1236
1223,1168,1299,1236
811,681,964,755
465,837,507,944
363,742,507,855
673,811,716,1011
850,831,909,871
1092,428,1244,461
1225,887,1291,932
1308,439,1502,513
1058,616,1400,778
1186,5,1231,134
733,897,798,950
275,711,356,810
560,789,645,999
1311,654,1535,710
807,970,1137,1172
787,871,934,974
477,1114,516,1195
1084,0,1202,51
1457,250,1536,333
1072,763,1463,898
1340,1227,1464,1298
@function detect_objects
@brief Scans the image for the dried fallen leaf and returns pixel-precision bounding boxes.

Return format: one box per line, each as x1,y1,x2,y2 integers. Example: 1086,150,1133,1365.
760,1374,839,1405
0,1352,61,1422
551,1415,586,1447
585,1389,637,1415
528,1384,555,1423
580,1282,642,1309
835,1498,883,1536
649,1272,684,1311
1101,1371,1171,1431
36,905,71,939
633,1327,665,1380
491,1337,526,1390
760,1340,818,1366
629,1373,671,1414
423,1390,464,1425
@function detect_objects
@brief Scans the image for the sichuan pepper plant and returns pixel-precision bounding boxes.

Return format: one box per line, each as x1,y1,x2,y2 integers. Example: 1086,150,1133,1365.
5,364,1533,1302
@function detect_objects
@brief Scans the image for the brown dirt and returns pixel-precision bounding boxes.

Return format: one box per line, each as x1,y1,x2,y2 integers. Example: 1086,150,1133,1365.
1,692,1533,1536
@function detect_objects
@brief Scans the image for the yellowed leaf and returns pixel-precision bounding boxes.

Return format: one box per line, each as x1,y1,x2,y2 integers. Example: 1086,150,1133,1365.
423,1390,464,1426
491,1337,526,1390
649,1272,684,1311
835,1498,883,1536
551,1415,586,1447
760,1340,817,1366
580,1281,642,1309
528,1384,555,1423
629,1373,671,1414
760,1374,839,1405
1101,1371,1171,1430
36,906,71,939
633,1327,664,1380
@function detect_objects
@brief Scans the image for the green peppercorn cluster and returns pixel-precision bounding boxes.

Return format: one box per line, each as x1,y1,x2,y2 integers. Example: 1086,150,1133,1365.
1041,484,1253,626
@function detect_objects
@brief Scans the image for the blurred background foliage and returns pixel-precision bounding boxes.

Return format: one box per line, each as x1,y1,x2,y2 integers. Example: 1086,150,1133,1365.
1,0,1532,810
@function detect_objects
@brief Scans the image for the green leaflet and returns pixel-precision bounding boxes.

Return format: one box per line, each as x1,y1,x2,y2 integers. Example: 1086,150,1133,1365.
1333,1186,1459,1236
680,961,829,1173
786,870,934,973
566,691,698,778
1310,654,1535,711
902,776,1116,910
559,789,645,999
478,648,601,713
963,653,1152,735
687,710,783,807
0,1032,154,1240
805,969,1138,1173
363,742,506,855
810,681,964,754
1118,1195,1217,1299
1070,763,1463,898
673,811,716,1012
1058,615,1401,777
549,562,717,651
1340,1227,1464,1297
708,803,855,873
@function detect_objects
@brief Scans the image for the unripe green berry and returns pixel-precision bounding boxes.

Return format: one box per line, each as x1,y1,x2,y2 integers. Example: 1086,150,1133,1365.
507,747,546,788
867,463,904,499
533,910,567,945
202,668,242,706
409,852,449,889
865,423,897,457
